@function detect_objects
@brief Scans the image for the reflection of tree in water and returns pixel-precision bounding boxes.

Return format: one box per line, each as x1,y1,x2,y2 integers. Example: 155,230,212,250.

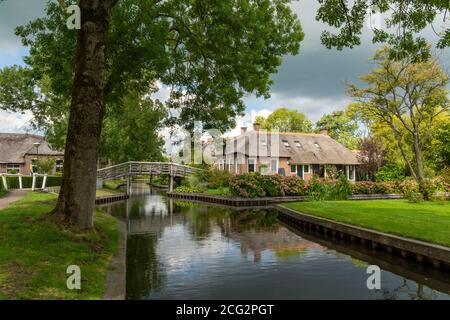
381,278,439,300
179,205,230,242
126,234,165,300
226,209,280,233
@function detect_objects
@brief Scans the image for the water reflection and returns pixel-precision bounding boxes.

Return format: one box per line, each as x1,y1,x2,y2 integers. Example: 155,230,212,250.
102,191,450,300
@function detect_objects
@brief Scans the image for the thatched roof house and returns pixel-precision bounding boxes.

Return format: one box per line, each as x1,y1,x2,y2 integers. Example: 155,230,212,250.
216,124,358,181
0,133,64,175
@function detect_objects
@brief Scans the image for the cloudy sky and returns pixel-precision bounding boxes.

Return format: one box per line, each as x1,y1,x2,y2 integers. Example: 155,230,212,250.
0,0,449,136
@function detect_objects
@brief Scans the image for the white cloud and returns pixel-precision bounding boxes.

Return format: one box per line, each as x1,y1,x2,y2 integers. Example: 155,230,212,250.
224,108,273,137
0,110,34,133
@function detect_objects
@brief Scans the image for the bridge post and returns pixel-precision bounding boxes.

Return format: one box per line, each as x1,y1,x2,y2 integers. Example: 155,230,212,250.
1,175,7,191
168,175,174,192
126,175,132,196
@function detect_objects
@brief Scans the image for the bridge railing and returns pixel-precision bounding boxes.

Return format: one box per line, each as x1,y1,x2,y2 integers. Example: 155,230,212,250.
97,161,200,180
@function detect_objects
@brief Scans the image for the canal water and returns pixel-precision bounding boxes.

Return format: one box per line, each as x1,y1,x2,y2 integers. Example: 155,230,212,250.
101,189,450,300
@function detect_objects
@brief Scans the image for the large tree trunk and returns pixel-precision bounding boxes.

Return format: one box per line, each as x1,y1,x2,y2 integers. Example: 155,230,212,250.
53,0,117,229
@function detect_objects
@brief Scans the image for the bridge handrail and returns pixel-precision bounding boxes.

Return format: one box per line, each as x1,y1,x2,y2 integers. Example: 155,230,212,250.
97,161,202,179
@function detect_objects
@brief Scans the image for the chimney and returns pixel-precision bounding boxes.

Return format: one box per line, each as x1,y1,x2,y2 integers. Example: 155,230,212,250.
240,127,247,135
319,129,328,136
253,122,260,132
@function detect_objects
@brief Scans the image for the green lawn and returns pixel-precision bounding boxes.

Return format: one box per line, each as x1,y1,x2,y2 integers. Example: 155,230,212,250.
0,192,119,299
96,188,124,197
283,200,450,247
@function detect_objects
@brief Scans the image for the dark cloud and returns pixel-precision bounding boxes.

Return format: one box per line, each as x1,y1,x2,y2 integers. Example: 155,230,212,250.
0,0,47,52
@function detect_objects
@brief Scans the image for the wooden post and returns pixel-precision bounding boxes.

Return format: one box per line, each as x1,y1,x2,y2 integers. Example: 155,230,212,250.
1,175,7,191
19,175,23,189
42,174,48,189
169,175,174,192
31,174,36,191
127,175,132,196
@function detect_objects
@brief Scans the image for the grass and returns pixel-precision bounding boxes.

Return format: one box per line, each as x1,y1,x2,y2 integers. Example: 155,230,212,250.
103,179,126,191
283,200,450,248
0,192,119,299
96,188,124,197
205,187,231,196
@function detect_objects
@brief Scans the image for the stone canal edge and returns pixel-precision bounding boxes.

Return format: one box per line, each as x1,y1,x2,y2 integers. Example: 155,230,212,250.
103,219,127,300
276,205,450,269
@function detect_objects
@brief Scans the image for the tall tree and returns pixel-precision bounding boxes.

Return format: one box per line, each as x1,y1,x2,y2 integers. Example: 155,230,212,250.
315,106,360,149
100,91,166,164
348,47,450,192
316,0,450,60
256,107,313,132
1,1,303,228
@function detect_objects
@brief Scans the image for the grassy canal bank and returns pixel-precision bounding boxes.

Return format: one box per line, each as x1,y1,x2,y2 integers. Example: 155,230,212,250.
0,192,119,299
283,200,450,248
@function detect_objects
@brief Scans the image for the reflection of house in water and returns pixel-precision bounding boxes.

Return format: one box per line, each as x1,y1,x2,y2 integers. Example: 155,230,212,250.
229,229,322,262
220,211,322,263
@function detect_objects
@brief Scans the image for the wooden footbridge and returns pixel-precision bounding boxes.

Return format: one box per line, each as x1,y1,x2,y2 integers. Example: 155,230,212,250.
97,161,200,193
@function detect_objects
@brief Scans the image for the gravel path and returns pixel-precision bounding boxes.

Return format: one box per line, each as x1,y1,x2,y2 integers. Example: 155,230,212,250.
0,190,27,210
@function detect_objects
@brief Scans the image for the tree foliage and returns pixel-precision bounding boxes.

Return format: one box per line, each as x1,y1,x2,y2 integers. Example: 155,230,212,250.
348,47,450,188
315,106,360,149
316,0,450,60
255,107,313,132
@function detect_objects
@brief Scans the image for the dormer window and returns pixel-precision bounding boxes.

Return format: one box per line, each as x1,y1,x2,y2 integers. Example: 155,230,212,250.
294,141,302,148
282,140,290,148
314,142,320,149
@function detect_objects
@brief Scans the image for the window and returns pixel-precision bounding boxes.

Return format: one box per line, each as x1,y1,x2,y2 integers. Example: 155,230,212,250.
248,158,256,173
290,165,296,173
294,141,302,148
303,164,309,173
31,159,38,173
290,164,303,179
270,159,278,173
282,140,290,148
349,165,355,180
235,162,240,174
6,164,20,174
314,142,320,149
219,159,225,170
227,157,233,172
56,159,63,172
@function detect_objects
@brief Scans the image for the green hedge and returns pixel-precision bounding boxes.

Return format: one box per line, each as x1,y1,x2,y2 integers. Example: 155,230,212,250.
228,173,448,199
3,176,62,189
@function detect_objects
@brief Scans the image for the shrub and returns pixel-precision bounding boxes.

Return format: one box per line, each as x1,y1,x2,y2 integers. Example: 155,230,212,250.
173,185,204,193
281,176,306,196
376,164,407,181
229,173,265,198
260,175,284,197
197,168,231,189
404,190,424,203
419,179,437,200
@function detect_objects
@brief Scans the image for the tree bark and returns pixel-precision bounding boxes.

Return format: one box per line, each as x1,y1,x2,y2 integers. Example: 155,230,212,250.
413,133,424,183
53,0,117,229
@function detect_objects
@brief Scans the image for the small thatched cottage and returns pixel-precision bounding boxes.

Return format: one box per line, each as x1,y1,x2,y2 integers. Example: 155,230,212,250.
0,133,64,175
215,123,358,181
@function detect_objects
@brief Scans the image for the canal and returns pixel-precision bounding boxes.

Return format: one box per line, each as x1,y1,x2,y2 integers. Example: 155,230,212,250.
101,189,450,300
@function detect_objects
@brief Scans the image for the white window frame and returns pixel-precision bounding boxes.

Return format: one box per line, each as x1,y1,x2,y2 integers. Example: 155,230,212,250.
248,158,256,173
270,158,278,174
303,164,309,174
6,164,20,174
349,165,355,180
55,159,63,172
219,159,225,171
226,156,233,173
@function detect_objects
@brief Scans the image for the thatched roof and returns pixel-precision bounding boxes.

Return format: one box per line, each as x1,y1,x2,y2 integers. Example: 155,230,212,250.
223,131,359,165
0,133,63,164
